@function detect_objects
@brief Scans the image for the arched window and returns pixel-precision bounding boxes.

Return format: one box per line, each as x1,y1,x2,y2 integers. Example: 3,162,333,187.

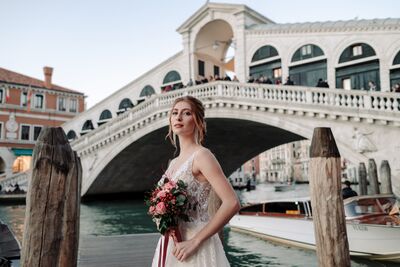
81,120,94,135
251,45,279,62
98,109,112,126
249,45,281,84
336,43,379,91
339,43,376,63
289,44,327,87
162,71,183,92
140,85,155,97
390,50,400,88
291,44,324,62
119,98,134,110
163,71,181,84
67,130,77,141
393,51,400,66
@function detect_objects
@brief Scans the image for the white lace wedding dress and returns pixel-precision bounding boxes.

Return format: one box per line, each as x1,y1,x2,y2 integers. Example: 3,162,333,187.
151,151,230,267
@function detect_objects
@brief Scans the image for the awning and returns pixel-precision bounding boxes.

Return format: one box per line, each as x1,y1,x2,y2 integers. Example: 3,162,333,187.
11,148,33,156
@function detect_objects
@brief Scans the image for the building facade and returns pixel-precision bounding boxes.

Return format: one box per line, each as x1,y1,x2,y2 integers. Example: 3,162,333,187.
0,66,85,178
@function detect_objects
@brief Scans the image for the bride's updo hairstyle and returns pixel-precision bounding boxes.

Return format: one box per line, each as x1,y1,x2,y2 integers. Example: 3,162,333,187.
166,96,207,147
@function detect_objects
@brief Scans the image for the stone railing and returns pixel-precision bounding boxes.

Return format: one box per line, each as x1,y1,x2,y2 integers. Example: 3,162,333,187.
69,81,400,153
0,171,29,190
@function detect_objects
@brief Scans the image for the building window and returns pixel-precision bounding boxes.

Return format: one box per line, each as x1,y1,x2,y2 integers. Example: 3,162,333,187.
34,94,44,109
58,97,67,111
0,122,3,139
214,65,220,77
33,126,42,141
273,68,282,78
301,45,312,56
0,89,4,104
70,98,77,113
352,45,362,57
198,60,205,77
21,125,30,140
21,92,28,107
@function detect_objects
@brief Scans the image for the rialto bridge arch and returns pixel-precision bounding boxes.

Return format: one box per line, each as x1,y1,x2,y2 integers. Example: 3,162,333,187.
66,82,400,197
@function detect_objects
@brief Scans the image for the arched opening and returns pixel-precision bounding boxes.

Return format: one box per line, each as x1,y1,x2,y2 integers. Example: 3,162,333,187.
249,45,281,84
0,157,5,175
336,43,380,91
140,85,155,97
390,50,400,91
12,156,31,173
289,44,327,87
98,109,112,126
67,130,77,141
118,98,134,115
194,19,235,83
81,120,94,135
161,71,183,92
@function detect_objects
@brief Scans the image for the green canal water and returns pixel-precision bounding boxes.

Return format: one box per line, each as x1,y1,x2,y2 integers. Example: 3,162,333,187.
0,184,397,266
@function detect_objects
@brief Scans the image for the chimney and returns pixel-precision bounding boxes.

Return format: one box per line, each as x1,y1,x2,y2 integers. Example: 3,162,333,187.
43,66,53,89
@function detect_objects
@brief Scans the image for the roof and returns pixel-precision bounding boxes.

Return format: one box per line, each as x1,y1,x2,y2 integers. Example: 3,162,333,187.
248,18,400,33
0,67,84,95
177,2,274,33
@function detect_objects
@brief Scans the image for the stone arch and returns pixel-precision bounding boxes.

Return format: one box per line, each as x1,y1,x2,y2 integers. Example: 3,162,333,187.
194,19,235,80
82,107,368,196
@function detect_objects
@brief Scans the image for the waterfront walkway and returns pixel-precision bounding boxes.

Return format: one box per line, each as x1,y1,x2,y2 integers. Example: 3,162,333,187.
78,233,159,267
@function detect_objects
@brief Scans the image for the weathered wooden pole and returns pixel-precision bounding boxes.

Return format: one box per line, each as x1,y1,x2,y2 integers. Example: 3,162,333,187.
21,127,82,267
309,127,350,267
358,162,368,196
379,160,392,194
368,159,380,195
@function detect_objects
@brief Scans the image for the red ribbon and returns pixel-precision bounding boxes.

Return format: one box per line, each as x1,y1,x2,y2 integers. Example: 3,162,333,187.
158,227,182,267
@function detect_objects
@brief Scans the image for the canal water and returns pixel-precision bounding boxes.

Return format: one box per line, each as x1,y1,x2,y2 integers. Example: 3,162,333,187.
0,183,397,266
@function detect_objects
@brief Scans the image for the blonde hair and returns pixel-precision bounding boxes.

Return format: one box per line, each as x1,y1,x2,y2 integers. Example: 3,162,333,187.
166,96,206,147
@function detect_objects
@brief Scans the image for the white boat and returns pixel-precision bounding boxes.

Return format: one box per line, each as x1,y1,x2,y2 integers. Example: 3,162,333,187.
229,194,400,262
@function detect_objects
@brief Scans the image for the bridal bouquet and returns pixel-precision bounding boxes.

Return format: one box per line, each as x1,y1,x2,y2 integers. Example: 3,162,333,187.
145,175,189,235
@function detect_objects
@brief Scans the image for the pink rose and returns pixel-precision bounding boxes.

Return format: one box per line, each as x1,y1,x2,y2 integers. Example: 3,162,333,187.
164,180,176,191
155,202,167,215
157,190,166,199
149,206,156,215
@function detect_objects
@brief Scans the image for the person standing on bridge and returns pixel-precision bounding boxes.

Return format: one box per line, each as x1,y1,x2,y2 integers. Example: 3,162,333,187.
151,95,240,267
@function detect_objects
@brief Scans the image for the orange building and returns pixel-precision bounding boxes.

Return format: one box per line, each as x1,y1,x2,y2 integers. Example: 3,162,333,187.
0,66,85,178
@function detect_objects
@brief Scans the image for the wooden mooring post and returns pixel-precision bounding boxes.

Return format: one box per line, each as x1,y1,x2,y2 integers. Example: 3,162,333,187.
21,127,82,267
309,127,350,267
368,159,380,195
379,160,393,195
358,162,368,196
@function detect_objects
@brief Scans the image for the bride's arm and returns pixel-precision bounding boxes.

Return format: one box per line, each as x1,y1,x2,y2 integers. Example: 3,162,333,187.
173,148,240,261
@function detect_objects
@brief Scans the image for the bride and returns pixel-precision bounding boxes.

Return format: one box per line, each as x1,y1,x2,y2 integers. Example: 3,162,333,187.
151,95,240,266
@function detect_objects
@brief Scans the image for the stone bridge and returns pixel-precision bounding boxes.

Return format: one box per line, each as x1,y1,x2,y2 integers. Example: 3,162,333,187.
62,82,400,197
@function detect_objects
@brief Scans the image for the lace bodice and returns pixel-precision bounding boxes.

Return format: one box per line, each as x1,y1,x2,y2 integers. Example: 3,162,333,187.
166,151,212,225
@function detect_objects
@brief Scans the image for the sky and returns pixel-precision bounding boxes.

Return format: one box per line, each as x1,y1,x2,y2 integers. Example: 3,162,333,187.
1,0,399,108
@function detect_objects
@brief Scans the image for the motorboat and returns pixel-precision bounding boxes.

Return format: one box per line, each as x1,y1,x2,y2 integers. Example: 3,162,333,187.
0,219,20,261
229,194,400,262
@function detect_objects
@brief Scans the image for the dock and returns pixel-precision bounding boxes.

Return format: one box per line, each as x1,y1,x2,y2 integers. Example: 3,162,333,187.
78,233,159,267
